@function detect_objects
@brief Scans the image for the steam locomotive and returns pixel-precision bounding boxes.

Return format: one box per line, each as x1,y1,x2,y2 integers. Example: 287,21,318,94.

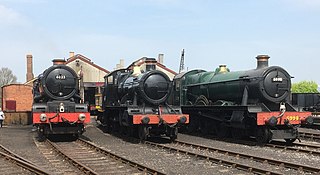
172,55,313,143
32,59,90,141
97,59,189,141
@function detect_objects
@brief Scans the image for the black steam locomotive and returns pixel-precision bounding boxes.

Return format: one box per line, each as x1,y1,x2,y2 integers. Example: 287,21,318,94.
172,55,313,143
97,58,188,141
33,59,90,140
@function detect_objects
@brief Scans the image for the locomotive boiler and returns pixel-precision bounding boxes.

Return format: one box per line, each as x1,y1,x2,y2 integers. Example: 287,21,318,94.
173,55,313,143
97,59,188,141
32,59,90,141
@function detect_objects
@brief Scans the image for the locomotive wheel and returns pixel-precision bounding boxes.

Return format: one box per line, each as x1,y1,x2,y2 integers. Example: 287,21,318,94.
106,123,112,133
256,127,271,144
119,126,125,135
169,127,178,142
186,123,197,133
111,122,120,133
186,101,193,105
37,131,46,142
217,123,230,138
200,118,210,135
73,132,80,139
128,126,137,137
138,126,148,141
106,121,113,133
124,126,130,136
186,96,209,134
186,115,199,134
106,117,113,133
231,128,244,139
195,95,209,106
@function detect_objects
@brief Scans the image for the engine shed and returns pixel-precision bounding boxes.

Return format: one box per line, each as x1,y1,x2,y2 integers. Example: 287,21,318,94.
65,53,110,113
126,54,177,80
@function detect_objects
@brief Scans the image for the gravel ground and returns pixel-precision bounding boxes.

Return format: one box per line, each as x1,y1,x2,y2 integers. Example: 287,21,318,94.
1,119,320,175
0,125,81,175
83,118,246,175
0,126,57,171
166,142,304,174
0,158,34,175
177,133,320,174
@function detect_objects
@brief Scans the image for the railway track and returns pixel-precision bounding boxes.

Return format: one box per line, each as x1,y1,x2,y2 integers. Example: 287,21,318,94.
44,138,164,175
184,133,320,156
299,131,320,142
0,144,50,175
77,138,165,174
144,139,320,175
266,140,320,156
34,138,84,175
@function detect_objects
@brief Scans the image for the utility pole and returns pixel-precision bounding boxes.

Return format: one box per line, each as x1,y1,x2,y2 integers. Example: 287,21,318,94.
179,49,185,73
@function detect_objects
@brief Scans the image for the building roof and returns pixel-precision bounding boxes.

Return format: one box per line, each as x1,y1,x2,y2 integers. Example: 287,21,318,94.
66,54,110,74
127,57,177,75
24,77,37,85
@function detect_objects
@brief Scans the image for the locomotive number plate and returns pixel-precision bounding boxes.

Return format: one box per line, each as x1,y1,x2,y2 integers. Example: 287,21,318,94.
272,77,283,82
55,75,66,80
286,116,300,121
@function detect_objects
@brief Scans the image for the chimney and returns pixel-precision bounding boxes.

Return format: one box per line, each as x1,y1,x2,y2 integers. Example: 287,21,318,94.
26,54,34,82
256,55,270,69
120,59,125,68
52,58,66,65
158,54,164,64
69,51,75,58
116,63,120,69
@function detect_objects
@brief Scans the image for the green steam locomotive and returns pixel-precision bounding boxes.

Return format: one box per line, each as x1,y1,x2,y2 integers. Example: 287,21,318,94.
172,55,313,143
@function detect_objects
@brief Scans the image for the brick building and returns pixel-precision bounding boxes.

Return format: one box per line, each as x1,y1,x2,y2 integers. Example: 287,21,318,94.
1,84,33,124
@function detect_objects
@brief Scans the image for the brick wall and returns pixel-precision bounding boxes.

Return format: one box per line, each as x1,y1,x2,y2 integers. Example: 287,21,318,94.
2,84,33,112
3,112,32,125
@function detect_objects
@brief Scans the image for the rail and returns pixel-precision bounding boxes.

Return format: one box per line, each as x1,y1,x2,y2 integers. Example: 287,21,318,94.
170,139,320,174
144,140,284,175
0,145,50,175
78,138,165,175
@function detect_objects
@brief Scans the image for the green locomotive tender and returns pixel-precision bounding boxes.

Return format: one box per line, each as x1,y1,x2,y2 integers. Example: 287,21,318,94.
172,55,313,143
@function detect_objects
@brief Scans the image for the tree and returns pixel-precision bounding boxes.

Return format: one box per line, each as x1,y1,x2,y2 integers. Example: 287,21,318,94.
291,81,319,93
0,67,17,107
0,67,17,87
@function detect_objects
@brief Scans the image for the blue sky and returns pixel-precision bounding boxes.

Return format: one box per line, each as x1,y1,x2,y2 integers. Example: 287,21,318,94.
0,0,319,84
